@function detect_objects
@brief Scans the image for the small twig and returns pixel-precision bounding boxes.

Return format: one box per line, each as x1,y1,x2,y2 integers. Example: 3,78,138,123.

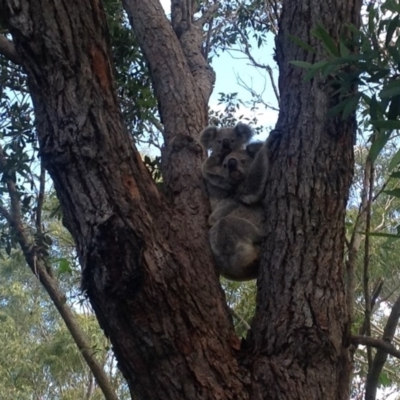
359,278,384,336
0,144,21,222
229,307,251,331
363,159,375,368
346,154,373,323
196,2,219,27
234,24,280,105
203,16,213,59
35,162,46,235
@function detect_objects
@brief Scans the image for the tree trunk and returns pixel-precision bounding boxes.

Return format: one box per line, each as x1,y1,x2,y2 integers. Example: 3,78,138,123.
245,1,361,399
0,0,361,399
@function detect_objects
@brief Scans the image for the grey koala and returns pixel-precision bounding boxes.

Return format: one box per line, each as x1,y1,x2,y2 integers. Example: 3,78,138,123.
200,123,254,210
200,122,254,155
208,149,263,281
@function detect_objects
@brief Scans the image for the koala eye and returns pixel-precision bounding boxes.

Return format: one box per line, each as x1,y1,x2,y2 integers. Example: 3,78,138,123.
223,163,227,168
217,139,222,143
231,139,235,143
240,159,246,164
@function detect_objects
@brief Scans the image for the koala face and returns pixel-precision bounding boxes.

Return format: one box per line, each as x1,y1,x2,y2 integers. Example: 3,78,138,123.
214,128,242,155
200,123,254,156
222,149,254,185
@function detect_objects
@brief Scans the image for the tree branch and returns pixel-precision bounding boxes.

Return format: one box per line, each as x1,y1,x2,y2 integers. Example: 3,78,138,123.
196,2,219,27
35,162,46,235
0,34,21,64
363,159,375,367
351,335,400,360
0,145,118,400
365,293,400,400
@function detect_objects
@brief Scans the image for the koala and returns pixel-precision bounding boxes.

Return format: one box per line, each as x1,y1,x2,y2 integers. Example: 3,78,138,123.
208,147,259,225
200,122,254,156
208,149,264,281
200,123,255,210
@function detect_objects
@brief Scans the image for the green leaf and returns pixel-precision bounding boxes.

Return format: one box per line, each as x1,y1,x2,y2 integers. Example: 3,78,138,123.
387,45,400,66
289,61,314,69
380,80,400,98
388,147,400,171
368,131,390,162
387,96,400,120
342,94,360,119
385,15,400,46
339,40,350,57
312,25,339,56
367,232,400,240
328,100,347,117
370,120,400,130
58,258,72,274
384,188,400,198
320,62,339,79
369,95,380,120
390,171,400,179
288,35,316,53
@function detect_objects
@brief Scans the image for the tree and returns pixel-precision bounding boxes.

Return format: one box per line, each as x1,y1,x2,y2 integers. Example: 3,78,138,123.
0,0,362,399
0,245,130,400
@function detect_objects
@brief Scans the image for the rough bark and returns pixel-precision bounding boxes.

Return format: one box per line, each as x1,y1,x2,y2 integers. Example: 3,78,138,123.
0,0,246,399
0,0,363,399
245,1,361,399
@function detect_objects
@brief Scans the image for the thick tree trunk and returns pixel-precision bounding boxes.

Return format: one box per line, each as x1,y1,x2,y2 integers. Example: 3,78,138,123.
245,1,361,399
0,1,245,399
0,0,361,399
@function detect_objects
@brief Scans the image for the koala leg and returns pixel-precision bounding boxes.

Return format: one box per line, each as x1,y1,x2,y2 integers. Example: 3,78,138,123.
208,198,240,226
209,216,261,281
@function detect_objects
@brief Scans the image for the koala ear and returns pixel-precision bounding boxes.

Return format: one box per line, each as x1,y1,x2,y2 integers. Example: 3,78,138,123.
200,126,219,150
246,141,264,158
234,123,254,143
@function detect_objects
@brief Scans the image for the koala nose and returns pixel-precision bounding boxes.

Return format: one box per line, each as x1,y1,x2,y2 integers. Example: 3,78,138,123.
222,138,230,149
227,158,237,171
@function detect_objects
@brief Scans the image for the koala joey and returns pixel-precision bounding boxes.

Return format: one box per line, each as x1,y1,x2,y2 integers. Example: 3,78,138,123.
200,122,254,156
200,123,255,210
208,149,264,281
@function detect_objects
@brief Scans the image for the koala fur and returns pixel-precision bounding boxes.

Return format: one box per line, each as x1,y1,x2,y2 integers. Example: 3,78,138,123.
208,149,263,281
200,123,254,155
200,123,255,210
239,129,281,205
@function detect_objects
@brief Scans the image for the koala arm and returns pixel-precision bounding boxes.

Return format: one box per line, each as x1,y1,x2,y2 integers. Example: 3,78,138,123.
208,198,239,226
238,142,269,205
239,130,281,205
202,154,232,191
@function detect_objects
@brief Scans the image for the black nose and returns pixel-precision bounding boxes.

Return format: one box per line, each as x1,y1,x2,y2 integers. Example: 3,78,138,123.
222,138,230,149
227,158,237,171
